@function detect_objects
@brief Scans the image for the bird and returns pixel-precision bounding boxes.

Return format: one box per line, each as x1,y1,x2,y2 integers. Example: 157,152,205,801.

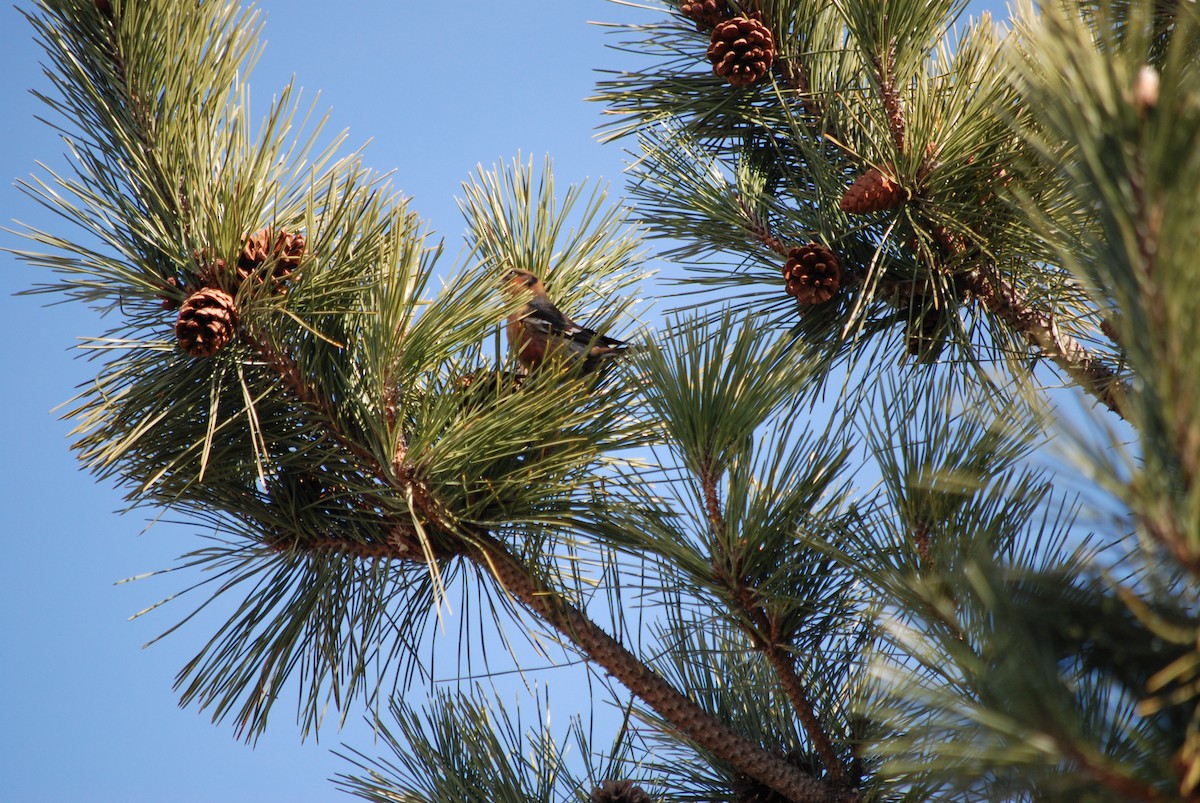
501,268,630,375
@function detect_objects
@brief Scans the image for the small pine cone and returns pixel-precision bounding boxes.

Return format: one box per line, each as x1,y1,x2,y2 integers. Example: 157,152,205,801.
273,229,306,269
783,243,842,305
95,0,113,18
839,168,906,214
708,16,775,87
589,779,654,803
905,305,949,364
175,287,238,357
680,0,732,30
237,227,305,291
159,277,184,310
238,228,272,271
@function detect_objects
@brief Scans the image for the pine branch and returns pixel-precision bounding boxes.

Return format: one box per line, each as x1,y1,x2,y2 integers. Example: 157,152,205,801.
468,530,859,803
963,264,1129,419
27,2,1196,798
271,503,856,800
870,48,906,154
239,328,447,557
760,642,848,787
1058,740,1169,802
739,176,1128,420
701,466,850,788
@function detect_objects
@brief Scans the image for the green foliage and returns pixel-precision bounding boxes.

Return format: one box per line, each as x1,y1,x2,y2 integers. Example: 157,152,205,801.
1011,0,1200,559
14,0,1200,800
15,0,652,745
335,689,588,803
635,617,866,798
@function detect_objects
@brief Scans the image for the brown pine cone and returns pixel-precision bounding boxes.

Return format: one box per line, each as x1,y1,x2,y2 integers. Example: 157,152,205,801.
680,0,733,30
905,303,950,364
175,287,238,357
839,168,906,214
237,227,306,291
589,779,654,803
783,243,842,305
159,277,184,311
708,16,775,87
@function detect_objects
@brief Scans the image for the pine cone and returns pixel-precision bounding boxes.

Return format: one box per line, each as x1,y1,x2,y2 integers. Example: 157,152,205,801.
839,168,906,214
783,243,842,305
175,287,238,357
905,302,950,364
589,779,654,803
680,0,733,30
277,229,306,265
95,0,113,18
708,16,775,87
159,276,184,310
237,227,306,292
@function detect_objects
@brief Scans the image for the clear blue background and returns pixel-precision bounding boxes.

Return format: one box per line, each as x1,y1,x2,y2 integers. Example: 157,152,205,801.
0,2,1005,800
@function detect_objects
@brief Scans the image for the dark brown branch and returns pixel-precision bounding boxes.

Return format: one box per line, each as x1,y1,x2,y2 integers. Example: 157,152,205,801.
289,509,856,800
761,642,848,786
242,329,450,564
700,468,727,536
1099,315,1125,352
963,266,1129,419
241,328,412,480
743,209,791,258
908,520,969,646
244,330,386,467
703,469,851,791
779,58,826,121
740,204,1128,423
243,329,324,410
469,531,859,803
912,520,932,571
271,533,418,562
1059,740,1167,801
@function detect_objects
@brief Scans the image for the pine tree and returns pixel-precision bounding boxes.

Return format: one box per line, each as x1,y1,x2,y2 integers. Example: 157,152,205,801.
12,0,1200,801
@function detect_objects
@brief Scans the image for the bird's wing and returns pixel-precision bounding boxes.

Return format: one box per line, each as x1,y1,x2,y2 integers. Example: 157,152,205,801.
522,296,581,334
520,297,628,353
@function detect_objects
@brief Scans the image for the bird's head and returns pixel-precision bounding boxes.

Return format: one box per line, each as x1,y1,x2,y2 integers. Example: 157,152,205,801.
500,268,542,296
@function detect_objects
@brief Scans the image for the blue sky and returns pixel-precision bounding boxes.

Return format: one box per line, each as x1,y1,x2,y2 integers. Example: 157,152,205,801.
0,2,1008,800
